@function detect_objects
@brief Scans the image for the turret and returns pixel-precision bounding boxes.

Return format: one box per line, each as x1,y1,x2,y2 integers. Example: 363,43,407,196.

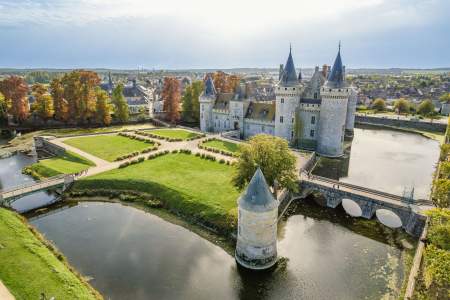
317,43,351,157
199,75,216,132
235,168,279,270
275,46,302,142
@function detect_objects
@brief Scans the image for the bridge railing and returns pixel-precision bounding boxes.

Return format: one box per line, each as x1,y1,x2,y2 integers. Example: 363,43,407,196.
0,174,68,194
304,174,408,202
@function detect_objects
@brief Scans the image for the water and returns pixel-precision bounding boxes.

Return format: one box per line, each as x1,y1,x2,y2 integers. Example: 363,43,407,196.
312,126,440,199
30,201,406,300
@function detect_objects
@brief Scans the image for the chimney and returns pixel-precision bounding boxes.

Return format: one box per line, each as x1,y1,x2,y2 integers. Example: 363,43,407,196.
322,64,329,78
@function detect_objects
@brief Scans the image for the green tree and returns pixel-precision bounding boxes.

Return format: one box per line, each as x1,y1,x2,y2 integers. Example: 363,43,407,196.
181,80,203,123
394,98,410,114
0,92,8,124
417,99,435,116
233,134,298,194
439,93,450,103
433,179,450,208
32,83,54,121
111,83,129,123
50,78,69,122
95,88,112,126
181,85,193,121
371,98,386,112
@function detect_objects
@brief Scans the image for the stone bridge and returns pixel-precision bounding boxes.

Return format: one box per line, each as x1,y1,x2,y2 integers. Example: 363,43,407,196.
0,174,74,207
290,174,431,236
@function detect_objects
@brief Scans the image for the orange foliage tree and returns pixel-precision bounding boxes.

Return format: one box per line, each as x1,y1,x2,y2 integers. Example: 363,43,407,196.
211,71,240,93
162,77,181,124
0,76,29,123
50,78,69,122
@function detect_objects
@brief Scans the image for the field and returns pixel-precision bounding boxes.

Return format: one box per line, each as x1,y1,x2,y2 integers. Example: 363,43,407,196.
202,139,239,153
63,135,152,161
74,153,241,232
0,208,101,299
150,129,202,140
24,151,95,179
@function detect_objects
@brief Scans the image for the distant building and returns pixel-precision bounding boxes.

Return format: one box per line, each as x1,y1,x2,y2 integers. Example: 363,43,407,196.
199,44,357,157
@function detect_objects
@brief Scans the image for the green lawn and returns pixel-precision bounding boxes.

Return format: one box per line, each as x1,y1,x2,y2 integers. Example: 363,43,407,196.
150,129,202,140
63,135,152,161
0,208,101,299
74,153,240,232
25,151,95,179
202,139,240,153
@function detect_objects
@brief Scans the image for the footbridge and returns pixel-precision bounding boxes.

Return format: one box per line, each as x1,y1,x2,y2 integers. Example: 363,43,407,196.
296,174,431,236
0,174,75,207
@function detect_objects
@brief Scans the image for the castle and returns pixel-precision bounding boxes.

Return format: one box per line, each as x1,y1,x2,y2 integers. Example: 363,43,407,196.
199,44,357,157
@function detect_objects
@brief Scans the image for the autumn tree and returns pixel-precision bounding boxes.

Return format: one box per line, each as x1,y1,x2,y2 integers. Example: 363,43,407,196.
394,98,410,114
181,80,203,123
31,83,54,121
228,75,241,92
418,99,435,116
95,88,112,126
0,92,8,124
371,98,386,112
0,76,29,123
439,93,450,103
233,134,298,194
111,83,129,123
213,71,230,93
50,78,69,122
162,77,181,124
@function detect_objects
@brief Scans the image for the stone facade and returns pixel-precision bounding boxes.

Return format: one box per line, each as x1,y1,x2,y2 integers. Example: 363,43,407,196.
199,46,356,157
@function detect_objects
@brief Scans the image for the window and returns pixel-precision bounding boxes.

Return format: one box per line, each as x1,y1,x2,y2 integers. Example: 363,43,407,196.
291,131,294,138
310,129,315,137
291,117,294,123
201,113,203,119
281,98,284,104
280,116,284,123
201,105,204,111
311,116,315,124
285,87,287,90
262,125,265,132
314,92,318,99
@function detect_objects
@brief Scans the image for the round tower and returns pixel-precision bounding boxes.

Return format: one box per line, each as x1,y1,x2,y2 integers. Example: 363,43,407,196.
235,168,279,270
345,88,357,138
275,46,302,143
317,44,350,157
199,75,216,132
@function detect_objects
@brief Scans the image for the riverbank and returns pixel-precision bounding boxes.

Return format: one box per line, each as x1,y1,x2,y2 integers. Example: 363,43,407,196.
0,208,102,299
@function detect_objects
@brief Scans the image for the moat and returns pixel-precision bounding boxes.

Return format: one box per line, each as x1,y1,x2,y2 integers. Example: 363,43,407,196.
0,126,440,299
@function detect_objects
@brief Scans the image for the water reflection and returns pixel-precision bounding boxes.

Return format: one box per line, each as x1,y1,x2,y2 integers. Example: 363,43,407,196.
312,126,440,199
30,201,406,300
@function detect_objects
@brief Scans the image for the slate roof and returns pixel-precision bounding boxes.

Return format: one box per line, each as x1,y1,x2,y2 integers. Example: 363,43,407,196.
279,47,298,87
213,93,234,110
244,101,275,122
239,168,278,212
300,98,322,105
325,45,347,89
204,75,216,97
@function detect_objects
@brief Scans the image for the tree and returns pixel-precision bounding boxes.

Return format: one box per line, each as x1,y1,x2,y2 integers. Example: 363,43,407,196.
0,92,8,124
0,76,29,122
111,83,129,123
418,99,435,116
233,134,298,194
50,78,69,122
95,88,112,126
213,71,230,93
162,77,181,124
439,93,450,103
181,80,203,123
371,98,386,112
394,98,410,114
433,179,450,208
32,83,54,121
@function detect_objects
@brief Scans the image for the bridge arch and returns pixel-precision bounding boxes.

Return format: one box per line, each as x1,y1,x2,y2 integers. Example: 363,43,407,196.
375,209,403,228
341,198,362,217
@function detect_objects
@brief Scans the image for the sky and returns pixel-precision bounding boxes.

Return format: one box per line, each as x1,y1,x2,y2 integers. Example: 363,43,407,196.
0,0,449,69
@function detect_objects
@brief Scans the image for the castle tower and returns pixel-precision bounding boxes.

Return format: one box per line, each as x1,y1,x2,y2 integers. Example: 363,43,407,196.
345,88,358,137
199,75,216,132
235,168,279,270
275,46,302,142
317,43,351,157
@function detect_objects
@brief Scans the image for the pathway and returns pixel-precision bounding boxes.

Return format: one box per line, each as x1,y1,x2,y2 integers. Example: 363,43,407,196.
0,280,15,300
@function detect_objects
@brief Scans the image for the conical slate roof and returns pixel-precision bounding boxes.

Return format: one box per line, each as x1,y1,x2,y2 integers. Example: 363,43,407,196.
325,44,346,89
279,46,298,87
239,168,278,212
204,75,216,96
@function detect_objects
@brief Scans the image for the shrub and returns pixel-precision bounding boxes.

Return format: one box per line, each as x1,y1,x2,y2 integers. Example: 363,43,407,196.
195,152,200,157
433,179,450,208
172,149,179,153
219,159,225,164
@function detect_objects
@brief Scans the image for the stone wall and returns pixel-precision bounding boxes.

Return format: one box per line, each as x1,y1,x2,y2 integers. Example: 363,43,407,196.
34,136,66,157
355,115,446,133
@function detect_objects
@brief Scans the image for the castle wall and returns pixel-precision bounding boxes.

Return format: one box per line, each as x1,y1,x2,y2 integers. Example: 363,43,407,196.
200,97,214,132
243,119,275,139
275,85,301,142
212,110,231,132
317,88,350,157
345,88,357,133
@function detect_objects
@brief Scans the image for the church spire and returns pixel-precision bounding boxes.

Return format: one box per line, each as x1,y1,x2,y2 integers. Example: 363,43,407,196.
279,45,298,86
325,42,346,89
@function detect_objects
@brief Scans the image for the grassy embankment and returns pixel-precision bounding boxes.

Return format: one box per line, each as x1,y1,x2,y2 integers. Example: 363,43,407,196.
23,150,95,179
63,135,153,162
0,208,102,299
150,129,202,140
72,153,240,234
202,139,239,153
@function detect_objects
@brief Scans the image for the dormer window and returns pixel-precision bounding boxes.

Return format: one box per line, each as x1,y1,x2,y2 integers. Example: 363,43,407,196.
281,98,284,104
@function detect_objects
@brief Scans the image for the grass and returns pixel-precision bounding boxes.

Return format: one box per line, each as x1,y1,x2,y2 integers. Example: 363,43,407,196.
202,139,239,153
24,151,95,179
73,153,241,233
150,129,201,140
63,135,153,162
0,208,101,299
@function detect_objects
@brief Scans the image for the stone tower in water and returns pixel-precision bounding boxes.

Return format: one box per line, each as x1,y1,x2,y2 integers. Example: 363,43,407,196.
235,168,279,270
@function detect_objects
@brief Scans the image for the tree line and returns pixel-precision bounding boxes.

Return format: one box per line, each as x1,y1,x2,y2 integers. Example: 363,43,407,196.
0,71,130,126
